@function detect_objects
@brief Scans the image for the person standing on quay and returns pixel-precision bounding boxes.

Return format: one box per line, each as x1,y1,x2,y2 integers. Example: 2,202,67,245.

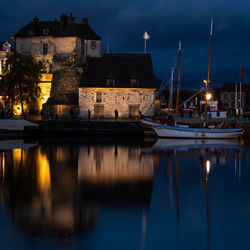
114,109,118,120
88,109,91,120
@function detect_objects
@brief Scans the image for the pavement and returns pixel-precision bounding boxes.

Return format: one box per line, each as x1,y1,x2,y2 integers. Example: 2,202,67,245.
0,119,38,131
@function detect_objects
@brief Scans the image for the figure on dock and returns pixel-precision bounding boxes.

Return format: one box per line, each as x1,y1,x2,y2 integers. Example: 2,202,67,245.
88,109,91,120
114,109,118,120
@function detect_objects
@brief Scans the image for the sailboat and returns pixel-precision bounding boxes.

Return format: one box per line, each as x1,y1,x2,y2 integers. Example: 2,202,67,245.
141,20,244,139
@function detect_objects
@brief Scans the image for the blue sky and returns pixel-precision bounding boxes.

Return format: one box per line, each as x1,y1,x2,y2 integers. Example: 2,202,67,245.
1,0,250,89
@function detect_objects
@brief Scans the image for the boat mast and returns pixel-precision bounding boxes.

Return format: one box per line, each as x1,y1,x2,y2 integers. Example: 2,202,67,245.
175,41,182,116
205,19,213,115
168,67,175,110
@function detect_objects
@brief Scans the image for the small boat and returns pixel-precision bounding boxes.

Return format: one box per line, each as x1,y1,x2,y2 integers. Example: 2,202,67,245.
141,119,243,139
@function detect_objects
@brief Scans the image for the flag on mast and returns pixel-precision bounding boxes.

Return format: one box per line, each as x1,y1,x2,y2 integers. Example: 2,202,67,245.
143,31,150,54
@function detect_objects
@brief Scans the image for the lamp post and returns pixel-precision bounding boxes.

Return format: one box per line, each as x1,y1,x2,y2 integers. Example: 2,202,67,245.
143,31,150,54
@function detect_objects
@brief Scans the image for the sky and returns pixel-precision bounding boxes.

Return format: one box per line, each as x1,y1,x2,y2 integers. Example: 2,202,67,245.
1,0,250,89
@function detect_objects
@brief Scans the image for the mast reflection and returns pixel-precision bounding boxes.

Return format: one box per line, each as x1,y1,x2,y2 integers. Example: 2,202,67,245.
143,138,244,250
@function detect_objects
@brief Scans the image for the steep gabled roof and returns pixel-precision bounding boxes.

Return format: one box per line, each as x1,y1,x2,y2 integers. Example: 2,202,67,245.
13,16,101,40
80,54,155,89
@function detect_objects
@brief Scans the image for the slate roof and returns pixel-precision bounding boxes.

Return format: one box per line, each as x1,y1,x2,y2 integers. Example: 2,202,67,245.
13,16,101,40
80,54,155,89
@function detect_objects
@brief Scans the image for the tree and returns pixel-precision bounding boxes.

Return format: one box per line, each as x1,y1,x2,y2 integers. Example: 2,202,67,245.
0,52,44,116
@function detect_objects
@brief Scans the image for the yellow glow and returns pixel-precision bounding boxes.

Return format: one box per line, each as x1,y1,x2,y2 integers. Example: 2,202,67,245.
1,152,5,179
206,160,211,174
13,104,28,115
37,149,51,193
206,93,212,101
13,148,22,166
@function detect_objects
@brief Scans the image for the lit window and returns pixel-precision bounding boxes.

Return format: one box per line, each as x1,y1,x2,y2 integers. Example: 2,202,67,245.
96,92,102,103
107,78,115,86
43,43,48,55
131,79,139,87
91,41,97,49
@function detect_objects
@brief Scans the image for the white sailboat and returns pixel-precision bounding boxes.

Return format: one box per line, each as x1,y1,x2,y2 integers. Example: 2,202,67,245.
141,20,244,139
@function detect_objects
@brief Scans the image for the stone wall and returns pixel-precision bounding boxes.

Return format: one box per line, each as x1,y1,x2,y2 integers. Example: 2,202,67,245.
79,88,156,118
15,37,77,72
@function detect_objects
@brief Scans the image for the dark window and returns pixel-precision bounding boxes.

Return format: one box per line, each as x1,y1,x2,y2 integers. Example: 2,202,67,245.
91,41,97,49
107,78,115,86
29,30,35,36
43,29,50,35
43,43,48,55
231,94,234,100
224,94,228,100
96,92,102,103
131,79,139,87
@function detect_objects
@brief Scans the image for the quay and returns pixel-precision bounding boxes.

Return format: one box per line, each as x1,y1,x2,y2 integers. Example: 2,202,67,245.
24,119,144,138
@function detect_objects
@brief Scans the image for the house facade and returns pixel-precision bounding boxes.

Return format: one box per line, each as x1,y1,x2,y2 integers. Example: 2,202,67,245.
79,54,156,118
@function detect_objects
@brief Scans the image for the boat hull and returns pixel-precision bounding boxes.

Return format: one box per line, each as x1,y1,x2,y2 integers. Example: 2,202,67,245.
142,120,243,139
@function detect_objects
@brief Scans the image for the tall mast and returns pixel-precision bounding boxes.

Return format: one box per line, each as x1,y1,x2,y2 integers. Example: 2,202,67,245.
168,67,175,110
175,41,182,116
205,19,213,115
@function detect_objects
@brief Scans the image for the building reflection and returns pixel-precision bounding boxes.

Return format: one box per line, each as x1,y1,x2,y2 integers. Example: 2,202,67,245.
0,140,159,237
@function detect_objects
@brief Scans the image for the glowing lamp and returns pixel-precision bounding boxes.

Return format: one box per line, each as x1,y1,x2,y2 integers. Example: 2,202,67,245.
206,160,211,174
206,93,212,101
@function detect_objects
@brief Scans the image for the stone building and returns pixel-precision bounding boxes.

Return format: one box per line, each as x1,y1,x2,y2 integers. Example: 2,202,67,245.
13,14,156,118
79,54,156,119
13,13,101,116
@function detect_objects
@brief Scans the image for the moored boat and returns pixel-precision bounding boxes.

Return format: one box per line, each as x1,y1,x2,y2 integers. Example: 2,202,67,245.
142,119,243,139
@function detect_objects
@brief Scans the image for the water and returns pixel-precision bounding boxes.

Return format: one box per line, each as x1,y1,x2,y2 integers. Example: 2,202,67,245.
0,138,249,250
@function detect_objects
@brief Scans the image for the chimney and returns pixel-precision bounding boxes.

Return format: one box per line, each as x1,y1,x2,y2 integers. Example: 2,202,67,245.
82,18,88,24
60,13,68,26
33,16,39,22
68,13,75,24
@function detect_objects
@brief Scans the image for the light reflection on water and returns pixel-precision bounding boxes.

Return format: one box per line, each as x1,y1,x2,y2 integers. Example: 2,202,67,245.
0,138,249,250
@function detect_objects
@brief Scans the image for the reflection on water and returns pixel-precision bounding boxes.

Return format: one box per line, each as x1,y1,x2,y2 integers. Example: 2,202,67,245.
0,138,249,250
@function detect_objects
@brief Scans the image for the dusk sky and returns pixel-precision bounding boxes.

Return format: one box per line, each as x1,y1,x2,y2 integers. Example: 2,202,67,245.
1,0,249,89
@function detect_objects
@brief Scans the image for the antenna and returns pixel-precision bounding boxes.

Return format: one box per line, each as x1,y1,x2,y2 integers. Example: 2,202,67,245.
107,36,109,53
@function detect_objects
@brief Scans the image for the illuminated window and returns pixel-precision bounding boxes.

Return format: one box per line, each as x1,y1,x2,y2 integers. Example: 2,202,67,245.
107,78,115,86
131,79,139,87
96,92,102,103
43,43,48,55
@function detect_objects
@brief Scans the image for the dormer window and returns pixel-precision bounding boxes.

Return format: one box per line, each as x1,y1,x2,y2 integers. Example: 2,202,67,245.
91,41,96,49
2,42,11,52
131,79,139,87
43,29,50,35
107,78,115,86
29,29,35,36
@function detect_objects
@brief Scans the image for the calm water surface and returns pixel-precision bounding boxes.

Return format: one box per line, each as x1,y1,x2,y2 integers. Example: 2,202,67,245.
0,138,249,250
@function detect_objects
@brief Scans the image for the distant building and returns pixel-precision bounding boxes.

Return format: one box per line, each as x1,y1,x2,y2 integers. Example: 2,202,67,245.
0,41,11,76
79,54,156,118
